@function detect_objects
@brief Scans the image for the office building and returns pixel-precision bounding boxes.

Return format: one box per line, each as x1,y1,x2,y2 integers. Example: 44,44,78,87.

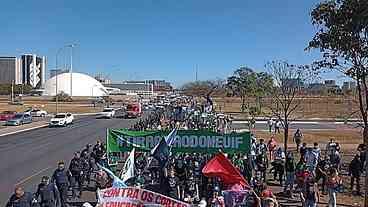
0,57,22,84
342,81,357,92
21,54,46,88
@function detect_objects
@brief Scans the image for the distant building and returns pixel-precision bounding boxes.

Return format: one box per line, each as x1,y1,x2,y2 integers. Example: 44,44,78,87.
324,79,340,94
307,83,326,94
0,57,22,84
21,54,46,88
44,72,108,97
342,81,357,92
281,78,305,89
324,80,336,87
104,83,154,96
147,80,173,91
95,74,112,84
123,80,172,91
49,69,69,79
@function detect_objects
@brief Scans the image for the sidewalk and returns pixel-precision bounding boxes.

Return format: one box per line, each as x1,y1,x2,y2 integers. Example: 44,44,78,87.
233,117,362,124
0,113,99,137
0,121,49,137
232,117,361,123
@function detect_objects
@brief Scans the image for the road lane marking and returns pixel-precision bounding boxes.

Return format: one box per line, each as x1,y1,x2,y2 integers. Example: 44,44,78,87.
0,124,49,137
15,166,52,186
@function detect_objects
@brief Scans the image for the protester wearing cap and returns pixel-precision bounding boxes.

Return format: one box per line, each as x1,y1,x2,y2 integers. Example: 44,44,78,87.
51,161,71,207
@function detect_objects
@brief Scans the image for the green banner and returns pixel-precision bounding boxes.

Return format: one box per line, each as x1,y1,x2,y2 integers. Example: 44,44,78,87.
107,129,250,154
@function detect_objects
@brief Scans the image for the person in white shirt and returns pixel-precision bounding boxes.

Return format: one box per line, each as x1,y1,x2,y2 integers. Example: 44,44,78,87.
267,118,274,133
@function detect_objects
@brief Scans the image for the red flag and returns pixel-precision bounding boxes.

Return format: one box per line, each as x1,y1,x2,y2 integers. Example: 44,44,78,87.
202,153,250,188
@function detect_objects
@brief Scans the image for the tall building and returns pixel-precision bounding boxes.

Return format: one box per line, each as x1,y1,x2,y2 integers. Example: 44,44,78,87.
0,57,22,84
21,54,46,88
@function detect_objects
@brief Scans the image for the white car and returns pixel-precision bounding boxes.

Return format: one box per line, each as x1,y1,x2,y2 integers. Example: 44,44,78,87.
99,108,115,119
30,109,48,117
49,113,74,127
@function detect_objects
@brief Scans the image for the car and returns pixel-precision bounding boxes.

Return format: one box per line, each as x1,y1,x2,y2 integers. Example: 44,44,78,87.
0,111,17,121
49,113,74,127
30,109,48,117
6,113,32,126
98,108,115,119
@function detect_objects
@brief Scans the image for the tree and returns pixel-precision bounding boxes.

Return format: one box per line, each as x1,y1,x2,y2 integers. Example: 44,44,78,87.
226,67,273,115
181,80,224,97
266,61,309,153
307,0,368,145
307,1,368,205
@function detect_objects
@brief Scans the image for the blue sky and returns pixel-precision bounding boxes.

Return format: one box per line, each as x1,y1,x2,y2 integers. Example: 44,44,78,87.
0,0,347,87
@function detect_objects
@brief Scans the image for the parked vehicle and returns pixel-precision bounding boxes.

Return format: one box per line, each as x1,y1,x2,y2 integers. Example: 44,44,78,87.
125,103,142,118
24,109,48,117
0,111,17,121
98,108,115,119
49,113,74,127
6,113,32,126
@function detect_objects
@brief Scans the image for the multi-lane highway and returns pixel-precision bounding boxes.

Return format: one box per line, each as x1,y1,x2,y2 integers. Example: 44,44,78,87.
0,115,137,205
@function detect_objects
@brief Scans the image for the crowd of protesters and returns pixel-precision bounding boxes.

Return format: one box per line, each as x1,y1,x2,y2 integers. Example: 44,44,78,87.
6,140,107,207
5,96,367,207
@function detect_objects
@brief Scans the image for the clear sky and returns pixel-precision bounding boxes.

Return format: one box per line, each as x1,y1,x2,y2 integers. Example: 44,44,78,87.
0,0,346,87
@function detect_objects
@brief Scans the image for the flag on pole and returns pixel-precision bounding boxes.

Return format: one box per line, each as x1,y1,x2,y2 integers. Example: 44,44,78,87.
202,153,250,188
121,148,135,182
151,128,177,167
97,163,127,188
165,128,177,147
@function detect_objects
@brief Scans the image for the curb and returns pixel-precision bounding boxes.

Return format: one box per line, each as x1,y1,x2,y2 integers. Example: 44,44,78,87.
231,120,355,124
232,117,361,123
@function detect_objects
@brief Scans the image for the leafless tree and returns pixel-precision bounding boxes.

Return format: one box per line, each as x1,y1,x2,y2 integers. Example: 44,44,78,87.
266,61,312,152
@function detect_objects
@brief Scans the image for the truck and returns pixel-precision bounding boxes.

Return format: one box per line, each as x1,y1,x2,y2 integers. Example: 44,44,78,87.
125,103,142,118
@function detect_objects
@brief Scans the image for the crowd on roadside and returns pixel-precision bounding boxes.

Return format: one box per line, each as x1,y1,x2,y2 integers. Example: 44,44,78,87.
5,96,367,207
6,139,107,207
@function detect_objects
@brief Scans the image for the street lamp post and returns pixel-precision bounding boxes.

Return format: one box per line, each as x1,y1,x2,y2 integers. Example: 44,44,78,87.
67,44,77,97
55,47,64,114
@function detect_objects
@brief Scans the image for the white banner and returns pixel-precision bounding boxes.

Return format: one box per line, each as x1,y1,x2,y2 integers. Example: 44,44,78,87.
98,187,191,207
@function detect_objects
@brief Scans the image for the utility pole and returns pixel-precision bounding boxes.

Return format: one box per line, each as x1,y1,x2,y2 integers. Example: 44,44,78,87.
70,45,73,97
67,44,77,97
55,46,65,114
11,81,14,103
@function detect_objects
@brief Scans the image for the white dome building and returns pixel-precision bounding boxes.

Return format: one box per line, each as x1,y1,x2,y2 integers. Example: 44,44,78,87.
44,72,108,97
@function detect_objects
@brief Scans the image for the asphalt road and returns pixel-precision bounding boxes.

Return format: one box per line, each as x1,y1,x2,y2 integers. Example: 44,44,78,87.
0,115,137,205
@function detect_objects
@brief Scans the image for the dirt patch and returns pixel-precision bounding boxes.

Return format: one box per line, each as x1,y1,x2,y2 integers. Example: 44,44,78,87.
214,96,360,119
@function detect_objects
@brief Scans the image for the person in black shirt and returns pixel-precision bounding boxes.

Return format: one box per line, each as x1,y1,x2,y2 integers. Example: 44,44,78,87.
284,152,295,196
299,143,307,160
93,140,106,165
34,176,60,207
6,187,34,207
349,154,363,195
69,152,83,199
174,158,187,199
185,176,199,203
315,158,328,194
51,161,71,207
166,168,180,200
